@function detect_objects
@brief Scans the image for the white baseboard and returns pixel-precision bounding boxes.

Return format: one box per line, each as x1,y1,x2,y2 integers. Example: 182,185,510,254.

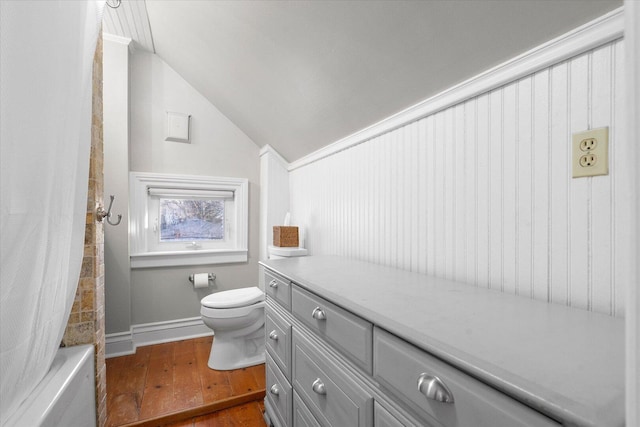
105,317,213,358
105,331,136,358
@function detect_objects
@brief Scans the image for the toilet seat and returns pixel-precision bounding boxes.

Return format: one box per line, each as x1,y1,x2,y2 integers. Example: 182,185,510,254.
201,300,265,319
201,286,264,309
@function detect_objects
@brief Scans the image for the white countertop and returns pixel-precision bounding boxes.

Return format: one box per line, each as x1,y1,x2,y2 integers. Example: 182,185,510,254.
260,255,625,427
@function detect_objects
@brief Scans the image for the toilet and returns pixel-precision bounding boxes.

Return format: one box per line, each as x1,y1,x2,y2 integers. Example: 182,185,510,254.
200,287,265,370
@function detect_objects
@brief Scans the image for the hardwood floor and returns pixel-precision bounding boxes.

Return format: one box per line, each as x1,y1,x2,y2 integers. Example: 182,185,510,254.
106,336,267,427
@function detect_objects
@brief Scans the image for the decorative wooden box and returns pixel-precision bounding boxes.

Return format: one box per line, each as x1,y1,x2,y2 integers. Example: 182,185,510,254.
273,226,299,247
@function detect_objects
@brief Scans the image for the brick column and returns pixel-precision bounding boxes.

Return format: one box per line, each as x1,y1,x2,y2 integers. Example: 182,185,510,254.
62,32,106,427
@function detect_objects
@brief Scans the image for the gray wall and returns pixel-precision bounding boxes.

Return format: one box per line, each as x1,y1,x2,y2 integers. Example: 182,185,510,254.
104,48,261,333
104,37,131,333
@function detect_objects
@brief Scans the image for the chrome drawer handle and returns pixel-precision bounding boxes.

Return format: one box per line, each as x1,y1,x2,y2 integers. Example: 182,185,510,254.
269,279,278,288
311,378,326,395
311,307,326,320
270,384,280,396
417,373,454,403
268,330,279,341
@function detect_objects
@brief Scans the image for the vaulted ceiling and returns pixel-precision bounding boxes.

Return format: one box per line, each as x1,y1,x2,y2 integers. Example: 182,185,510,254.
104,0,621,162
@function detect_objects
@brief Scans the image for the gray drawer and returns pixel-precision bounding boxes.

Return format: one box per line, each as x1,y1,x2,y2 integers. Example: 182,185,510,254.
292,285,373,374
374,402,408,427
265,270,291,310
293,330,373,427
266,303,292,380
294,391,321,427
266,352,292,427
374,328,559,427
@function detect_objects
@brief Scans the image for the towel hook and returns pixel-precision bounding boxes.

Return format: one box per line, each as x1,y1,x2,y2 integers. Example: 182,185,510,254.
97,195,122,226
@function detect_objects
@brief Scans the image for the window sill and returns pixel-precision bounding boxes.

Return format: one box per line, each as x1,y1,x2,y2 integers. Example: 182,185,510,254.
130,249,248,268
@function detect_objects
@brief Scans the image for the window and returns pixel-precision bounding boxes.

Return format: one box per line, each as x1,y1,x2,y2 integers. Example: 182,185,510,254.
159,199,224,242
129,172,248,268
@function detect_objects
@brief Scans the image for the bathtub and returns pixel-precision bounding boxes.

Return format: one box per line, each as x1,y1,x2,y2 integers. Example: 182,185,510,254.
4,344,96,427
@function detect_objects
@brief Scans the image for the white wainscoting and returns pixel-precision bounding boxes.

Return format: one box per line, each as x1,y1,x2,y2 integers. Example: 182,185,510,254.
289,12,629,317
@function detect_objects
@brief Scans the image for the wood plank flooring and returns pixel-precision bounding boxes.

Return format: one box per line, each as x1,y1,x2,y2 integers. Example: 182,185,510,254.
106,336,266,427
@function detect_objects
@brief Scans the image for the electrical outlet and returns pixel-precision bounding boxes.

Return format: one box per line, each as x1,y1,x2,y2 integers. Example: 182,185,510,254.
572,127,608,178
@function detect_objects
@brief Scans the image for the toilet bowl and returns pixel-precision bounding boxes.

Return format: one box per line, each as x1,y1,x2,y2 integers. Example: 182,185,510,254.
200,287,265,370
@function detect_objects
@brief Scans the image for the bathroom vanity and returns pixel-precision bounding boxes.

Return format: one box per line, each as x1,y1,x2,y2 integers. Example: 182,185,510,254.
260,256,624,427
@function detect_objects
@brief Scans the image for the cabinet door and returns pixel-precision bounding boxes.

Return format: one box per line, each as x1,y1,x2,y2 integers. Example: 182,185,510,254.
266,303,292,380
293,330,373,427
266,353,292,427
374,402,408,427
293,391,321,427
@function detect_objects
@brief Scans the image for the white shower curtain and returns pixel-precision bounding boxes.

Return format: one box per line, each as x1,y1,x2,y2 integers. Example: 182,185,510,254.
0,1,104,423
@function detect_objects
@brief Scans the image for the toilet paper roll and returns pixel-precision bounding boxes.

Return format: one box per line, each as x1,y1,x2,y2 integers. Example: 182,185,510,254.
193,273,209,289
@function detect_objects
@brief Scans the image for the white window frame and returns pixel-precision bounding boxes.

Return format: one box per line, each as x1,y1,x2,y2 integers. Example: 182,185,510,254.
129,172,248,268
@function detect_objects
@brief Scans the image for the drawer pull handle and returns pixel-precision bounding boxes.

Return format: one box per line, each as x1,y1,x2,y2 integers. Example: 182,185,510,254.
270,384,280,396
269,279,278,288
417,373,454,403
311,307,326,320
268,330,279,341
311,378,326,395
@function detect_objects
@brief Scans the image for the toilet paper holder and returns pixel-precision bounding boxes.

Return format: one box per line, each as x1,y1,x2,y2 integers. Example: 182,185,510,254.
189,273,216,284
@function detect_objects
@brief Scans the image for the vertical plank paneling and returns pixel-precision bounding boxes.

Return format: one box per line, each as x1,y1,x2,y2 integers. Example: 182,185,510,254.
475,94,491,288
289,40,623,317
397,127,405,269
569,54,591,311
417,118,428,274
489,90,503,291
434,112,445,277
612,40,626,317
464,99,478,285
337,151,344,257
324,156,331,255
360,140,368,262
426,115,436,275
410,122,420,272
359,140,367,263
332,153,340,256
444,109,455,279
532,69,551,302
383,133,393,267
549,62,570,306
590,43,613,315
371,136,381,265
343,149,351,257
393,130,401,268
401,126,412,271
502,83,517,295
339,151,345,255
517,77,533,298
454,104,467,283
372,137,380,264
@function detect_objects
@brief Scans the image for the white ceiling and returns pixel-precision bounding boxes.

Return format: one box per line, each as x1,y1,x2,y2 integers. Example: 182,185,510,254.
104,0,621,162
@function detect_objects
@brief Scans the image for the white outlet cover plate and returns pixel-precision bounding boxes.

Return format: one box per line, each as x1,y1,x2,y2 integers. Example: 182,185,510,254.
572,127,608,178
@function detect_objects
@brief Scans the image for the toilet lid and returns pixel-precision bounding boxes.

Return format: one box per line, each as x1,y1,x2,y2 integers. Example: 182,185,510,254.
201,287,264,308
